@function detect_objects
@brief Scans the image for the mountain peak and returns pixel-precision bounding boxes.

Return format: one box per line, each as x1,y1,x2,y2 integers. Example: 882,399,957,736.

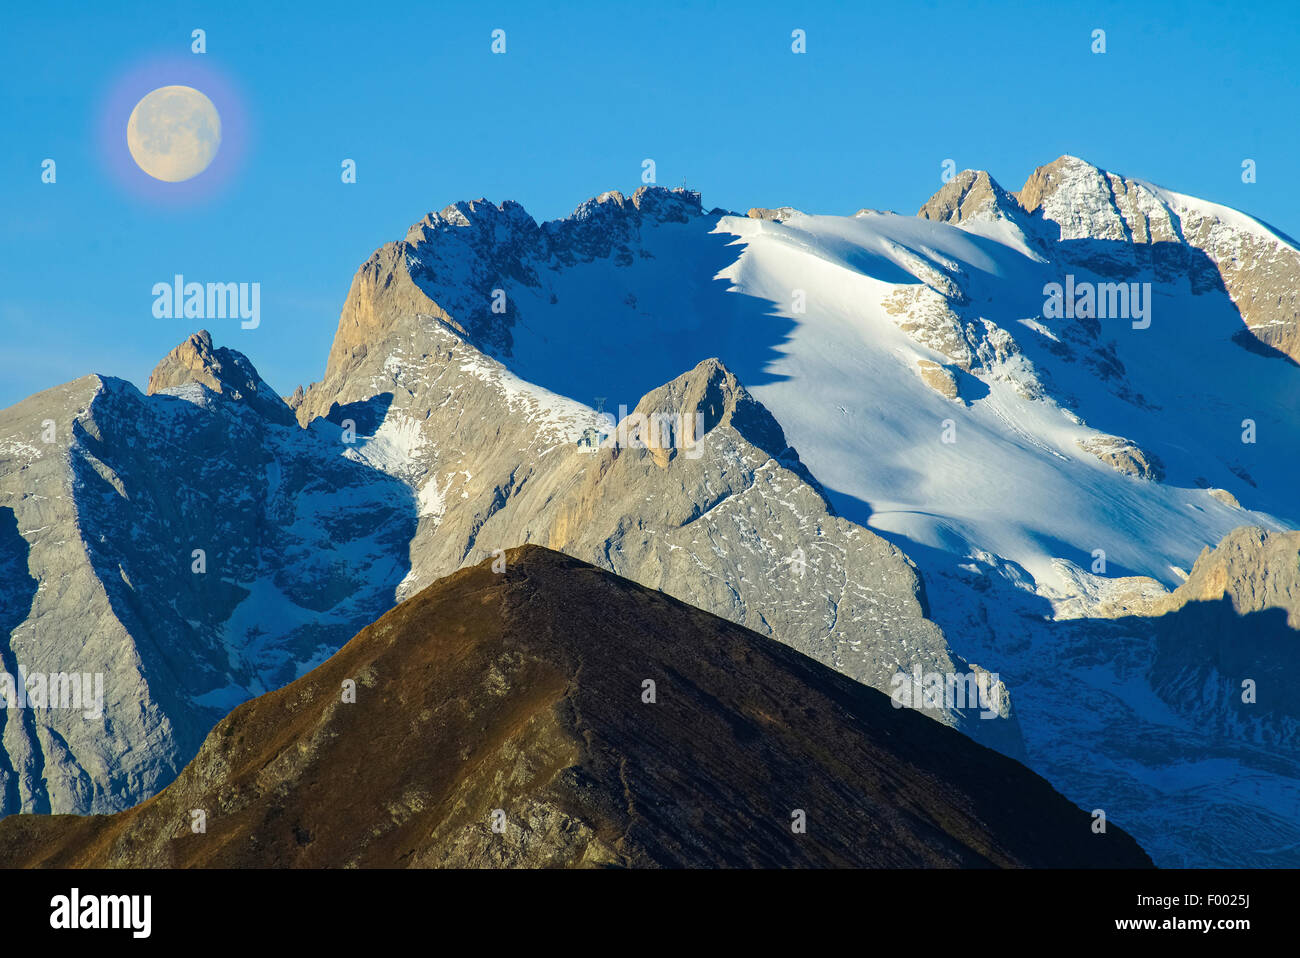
405,197,540,245
400,187,705,248
148,330,294,425
916,168,1047,257
918,169,1019,225
916,156,1113,229
1014,154,1112,217
633,358,810,473
629,185,703,220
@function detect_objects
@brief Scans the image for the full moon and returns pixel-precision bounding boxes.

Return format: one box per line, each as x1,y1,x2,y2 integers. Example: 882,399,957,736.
126,85,221,182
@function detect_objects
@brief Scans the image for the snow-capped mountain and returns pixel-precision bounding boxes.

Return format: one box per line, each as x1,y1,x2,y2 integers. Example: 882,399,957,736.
0,332,416,812
0,156,1297,866
0,321,1005,816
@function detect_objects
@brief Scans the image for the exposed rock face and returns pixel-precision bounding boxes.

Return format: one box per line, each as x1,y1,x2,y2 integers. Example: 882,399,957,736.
297,186,708,428
882,285,1047,403
919,169,1040,242
919,530,1300,868
747,207,800,222
1206,487,1241,508
1144,527,1300,749
1042,559,1170,621
911,164,1192,420
0,356,416,815
0,376,157,817
440,357,1016,747
1056,526,1300,626
0,547,1151,869
1016,155,1177,243
278,193,1019,752
306,285,1016,745
916,359,959,400
886,155,1298,528
304,243,458,421
904,150,1300,530
1076,434,1165,481
1023,525,1300,854
0,320,1017,816
1155,526,1300,626
147,329,295,426
1015,155,1300,363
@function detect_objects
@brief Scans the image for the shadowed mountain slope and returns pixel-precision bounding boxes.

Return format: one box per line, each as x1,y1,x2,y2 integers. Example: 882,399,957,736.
0,546,1150,868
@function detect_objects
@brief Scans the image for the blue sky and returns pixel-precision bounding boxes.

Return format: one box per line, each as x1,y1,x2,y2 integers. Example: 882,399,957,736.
2,0,1297,409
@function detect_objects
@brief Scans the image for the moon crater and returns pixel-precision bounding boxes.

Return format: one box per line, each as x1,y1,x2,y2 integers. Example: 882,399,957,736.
126,85,221,183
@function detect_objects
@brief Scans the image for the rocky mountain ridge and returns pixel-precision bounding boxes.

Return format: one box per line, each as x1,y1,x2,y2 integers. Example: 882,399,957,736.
1,157,1297,867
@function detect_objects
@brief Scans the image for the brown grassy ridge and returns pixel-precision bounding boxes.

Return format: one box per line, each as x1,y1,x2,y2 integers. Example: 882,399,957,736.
0,546,1152,868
